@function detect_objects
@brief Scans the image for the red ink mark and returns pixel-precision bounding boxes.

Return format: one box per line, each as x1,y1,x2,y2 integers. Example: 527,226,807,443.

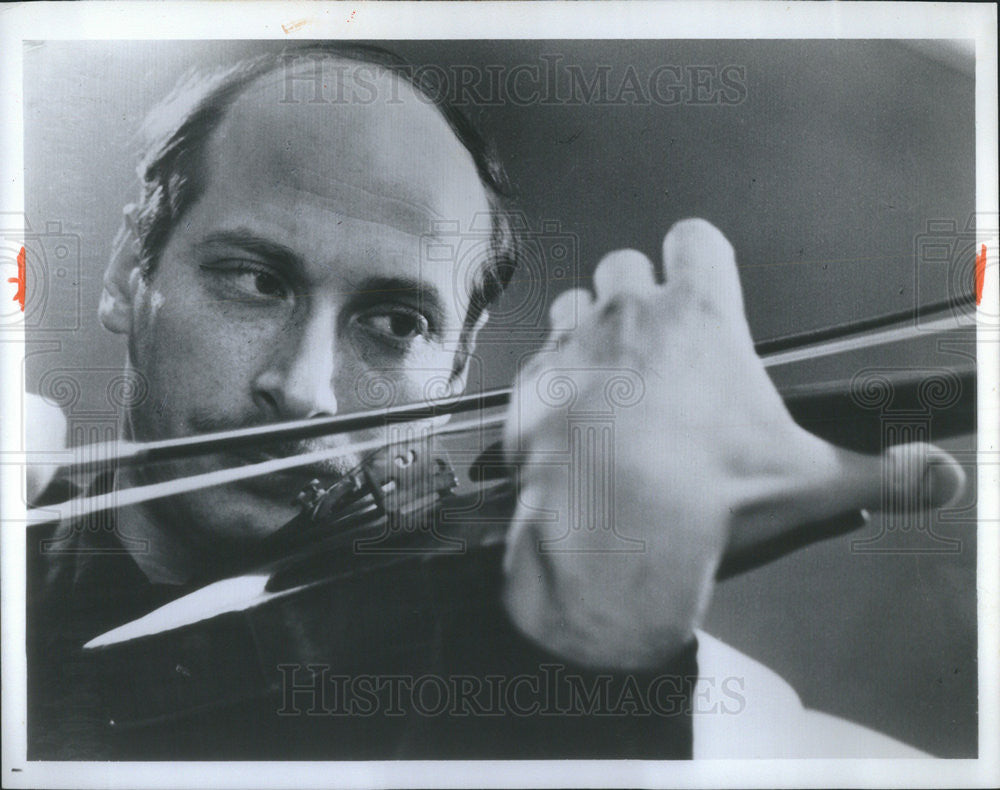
975,243,986,306
348,10,356,22
8,246,25,311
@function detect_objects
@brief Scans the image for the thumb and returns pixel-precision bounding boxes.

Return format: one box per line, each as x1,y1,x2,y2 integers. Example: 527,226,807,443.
831,441,966,514
720,441,966,579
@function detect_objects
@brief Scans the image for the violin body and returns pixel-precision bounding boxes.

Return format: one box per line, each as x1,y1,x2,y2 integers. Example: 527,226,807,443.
84,457,517,756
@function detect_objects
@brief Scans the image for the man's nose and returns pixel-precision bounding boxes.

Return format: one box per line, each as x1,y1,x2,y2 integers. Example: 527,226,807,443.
252,308,339,419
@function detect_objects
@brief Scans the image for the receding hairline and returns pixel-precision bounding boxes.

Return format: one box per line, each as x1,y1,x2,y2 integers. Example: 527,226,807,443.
187,64,489,257
213,53,489,193
240,51,433,101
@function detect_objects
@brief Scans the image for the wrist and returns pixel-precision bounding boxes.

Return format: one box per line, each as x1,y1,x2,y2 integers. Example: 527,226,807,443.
501,522,713,670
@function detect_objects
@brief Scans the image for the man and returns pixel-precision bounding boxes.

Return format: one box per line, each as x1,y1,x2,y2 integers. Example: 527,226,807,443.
27,43,963,759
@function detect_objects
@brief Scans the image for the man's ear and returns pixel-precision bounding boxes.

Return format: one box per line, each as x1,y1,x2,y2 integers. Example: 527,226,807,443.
99,205,143,335
450,309,490,396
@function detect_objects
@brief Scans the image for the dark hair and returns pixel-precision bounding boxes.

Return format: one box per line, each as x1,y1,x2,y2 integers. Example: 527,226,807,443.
130,43,518,337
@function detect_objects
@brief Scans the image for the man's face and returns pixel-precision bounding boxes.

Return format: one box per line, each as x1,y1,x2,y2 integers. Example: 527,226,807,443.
119,62,492,549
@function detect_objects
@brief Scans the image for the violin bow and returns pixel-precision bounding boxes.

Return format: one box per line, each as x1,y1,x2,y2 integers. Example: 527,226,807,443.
26,296,978,524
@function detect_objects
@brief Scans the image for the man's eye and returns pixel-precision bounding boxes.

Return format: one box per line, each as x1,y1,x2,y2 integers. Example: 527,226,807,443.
357,309,431,342
209,262,290,301
249,271,286,298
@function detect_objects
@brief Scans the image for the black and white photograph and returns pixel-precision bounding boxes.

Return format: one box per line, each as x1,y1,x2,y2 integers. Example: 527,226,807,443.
1,2,997,788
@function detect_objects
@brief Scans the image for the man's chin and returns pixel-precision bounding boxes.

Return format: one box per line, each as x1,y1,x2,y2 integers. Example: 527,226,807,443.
181,487,299,551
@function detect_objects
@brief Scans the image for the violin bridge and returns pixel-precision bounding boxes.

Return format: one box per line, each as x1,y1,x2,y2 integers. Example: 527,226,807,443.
293,471,369,522
291,437,459,525
362,439,458,519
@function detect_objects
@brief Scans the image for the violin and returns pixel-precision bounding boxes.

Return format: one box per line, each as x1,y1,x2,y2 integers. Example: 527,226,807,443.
27,297,977,756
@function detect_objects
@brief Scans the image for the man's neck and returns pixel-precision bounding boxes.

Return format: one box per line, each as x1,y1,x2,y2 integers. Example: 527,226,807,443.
114,404,200,585
114,466,198,586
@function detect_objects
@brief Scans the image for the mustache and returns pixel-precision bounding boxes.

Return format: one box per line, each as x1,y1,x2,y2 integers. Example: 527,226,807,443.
188,414,366,479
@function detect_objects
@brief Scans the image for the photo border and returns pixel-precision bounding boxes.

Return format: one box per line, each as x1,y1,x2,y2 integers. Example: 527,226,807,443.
1,2,997,788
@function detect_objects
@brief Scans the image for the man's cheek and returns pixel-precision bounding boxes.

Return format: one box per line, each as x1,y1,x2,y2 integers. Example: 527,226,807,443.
139,307,266,432
404,344,464,401
336,345,420,412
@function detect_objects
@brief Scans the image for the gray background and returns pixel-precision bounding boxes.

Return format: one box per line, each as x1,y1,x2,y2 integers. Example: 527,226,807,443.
20,40,977,756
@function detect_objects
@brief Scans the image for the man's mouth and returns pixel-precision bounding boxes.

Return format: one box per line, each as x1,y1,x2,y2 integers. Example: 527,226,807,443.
224,446,358,500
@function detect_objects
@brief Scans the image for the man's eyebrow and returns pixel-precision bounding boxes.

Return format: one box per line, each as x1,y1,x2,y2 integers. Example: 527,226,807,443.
194,231,304,270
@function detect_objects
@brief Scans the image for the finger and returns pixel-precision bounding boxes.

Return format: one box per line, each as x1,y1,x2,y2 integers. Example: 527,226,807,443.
719,508,873,580
728,441,965,567
548,287,594,334
828,441,966,514
661,218,745,315
593,249,657,301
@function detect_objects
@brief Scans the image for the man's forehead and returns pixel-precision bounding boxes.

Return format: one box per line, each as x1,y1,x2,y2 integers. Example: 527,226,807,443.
198,57,491,239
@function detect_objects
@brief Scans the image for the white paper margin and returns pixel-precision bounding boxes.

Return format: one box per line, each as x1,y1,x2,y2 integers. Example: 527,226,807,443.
1,2,997,788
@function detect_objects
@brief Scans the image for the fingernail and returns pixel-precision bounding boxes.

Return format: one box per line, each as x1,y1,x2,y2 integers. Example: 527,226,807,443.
923,454,966,509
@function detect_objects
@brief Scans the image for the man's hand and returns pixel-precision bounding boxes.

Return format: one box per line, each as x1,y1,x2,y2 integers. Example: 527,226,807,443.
501,219,965,670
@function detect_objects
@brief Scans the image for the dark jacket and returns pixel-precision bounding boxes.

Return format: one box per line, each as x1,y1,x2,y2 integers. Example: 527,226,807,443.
27,477,698,760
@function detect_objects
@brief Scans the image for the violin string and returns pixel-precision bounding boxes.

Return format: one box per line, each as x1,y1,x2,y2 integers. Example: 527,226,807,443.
26,413,508,525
